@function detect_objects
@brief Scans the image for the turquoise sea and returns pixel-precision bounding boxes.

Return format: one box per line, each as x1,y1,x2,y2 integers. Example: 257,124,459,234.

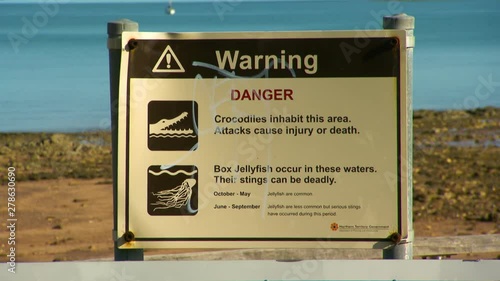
1,0,499,132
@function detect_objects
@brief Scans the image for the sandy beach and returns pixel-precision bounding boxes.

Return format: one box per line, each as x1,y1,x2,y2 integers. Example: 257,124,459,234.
0,107,498,261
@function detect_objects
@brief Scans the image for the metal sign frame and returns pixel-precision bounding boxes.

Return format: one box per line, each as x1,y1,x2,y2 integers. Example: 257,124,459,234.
114,29,410,251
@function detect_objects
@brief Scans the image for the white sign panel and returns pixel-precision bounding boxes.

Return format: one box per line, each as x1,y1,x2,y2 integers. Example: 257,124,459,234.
117,31,408,249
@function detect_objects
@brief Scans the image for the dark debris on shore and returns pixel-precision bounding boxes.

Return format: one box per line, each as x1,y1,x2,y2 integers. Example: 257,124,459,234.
0,107,498,222
0,131,112,181
413,107,499,222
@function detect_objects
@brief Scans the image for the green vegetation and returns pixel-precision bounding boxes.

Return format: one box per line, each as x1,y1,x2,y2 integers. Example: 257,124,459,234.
0,107,498,222
0,131,112,181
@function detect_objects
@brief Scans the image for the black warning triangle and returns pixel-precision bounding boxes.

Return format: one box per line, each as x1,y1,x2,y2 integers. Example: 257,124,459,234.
152,45,185,73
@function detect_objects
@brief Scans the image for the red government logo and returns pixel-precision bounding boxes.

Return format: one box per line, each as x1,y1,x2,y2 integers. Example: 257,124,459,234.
330,222,339,231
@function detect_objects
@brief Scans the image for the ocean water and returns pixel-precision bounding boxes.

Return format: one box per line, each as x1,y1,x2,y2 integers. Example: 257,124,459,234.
1,0,499,132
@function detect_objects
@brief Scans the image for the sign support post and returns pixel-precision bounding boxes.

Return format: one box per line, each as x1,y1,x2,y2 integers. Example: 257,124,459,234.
107,19,144,261
382,13,415,260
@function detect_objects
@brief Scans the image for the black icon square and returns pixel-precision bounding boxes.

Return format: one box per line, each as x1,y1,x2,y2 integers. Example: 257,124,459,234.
148,101,198,151
147,165,198,216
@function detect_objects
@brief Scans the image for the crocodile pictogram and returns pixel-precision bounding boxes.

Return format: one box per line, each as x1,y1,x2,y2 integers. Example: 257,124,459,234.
149,112,194,135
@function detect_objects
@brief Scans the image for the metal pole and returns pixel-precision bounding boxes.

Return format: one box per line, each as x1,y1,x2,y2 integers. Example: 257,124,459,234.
107,19,144,261
382,13,415,260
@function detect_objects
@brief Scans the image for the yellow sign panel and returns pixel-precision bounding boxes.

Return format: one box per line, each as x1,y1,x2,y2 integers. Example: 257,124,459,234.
117,31,408,249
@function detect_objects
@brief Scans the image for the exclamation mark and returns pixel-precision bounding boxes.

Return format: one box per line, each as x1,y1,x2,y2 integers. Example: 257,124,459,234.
166,53,171,69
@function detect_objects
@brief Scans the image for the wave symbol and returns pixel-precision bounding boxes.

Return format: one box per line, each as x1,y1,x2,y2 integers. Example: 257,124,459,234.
149,131,192,135
149,169,198,176
149,134,197,138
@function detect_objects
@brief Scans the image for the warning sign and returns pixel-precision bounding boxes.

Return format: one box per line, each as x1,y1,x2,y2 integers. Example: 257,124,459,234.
117,31,409,249
152,45,185,73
